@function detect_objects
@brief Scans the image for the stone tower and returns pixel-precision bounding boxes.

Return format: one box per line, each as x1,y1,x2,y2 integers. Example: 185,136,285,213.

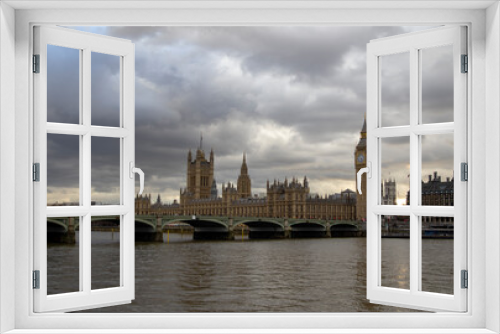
185,144,214,200
237,152,252,198
355,116,367,220
382,179,396,205
210,178,218,198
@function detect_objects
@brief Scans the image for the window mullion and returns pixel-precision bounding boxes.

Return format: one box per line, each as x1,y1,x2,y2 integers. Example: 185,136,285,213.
409,47,420,294
82,47,92,294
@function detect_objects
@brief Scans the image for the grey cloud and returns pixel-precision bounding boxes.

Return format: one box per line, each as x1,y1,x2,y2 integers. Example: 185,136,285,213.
48,25,450,204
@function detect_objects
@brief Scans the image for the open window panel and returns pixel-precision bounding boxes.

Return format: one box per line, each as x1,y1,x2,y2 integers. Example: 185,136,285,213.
365,26,467,312
33,26,136,312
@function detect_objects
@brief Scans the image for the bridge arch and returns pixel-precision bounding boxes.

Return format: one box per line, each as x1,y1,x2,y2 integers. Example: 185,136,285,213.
162,218,228,231
47,218,68,233
289,220,326,230
289,220,327,238
235,218,284,230
329,222,358,230
330,222,359,237
235,219,285,239
91,216,120,224
135,218,156,232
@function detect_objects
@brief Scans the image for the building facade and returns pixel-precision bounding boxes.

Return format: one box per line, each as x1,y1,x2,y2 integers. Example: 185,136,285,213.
136,120,373,221
183,147,214,201
406,171,454,207
381,179,397,205
405,171,454,226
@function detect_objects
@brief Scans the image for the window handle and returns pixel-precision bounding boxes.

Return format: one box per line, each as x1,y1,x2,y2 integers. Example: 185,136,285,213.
357,162,371,195
129,162,145,195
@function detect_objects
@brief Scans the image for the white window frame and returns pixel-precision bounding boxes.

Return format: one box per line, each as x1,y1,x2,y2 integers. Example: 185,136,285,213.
33,25,136,313
366,26,467,312
1,1,499,333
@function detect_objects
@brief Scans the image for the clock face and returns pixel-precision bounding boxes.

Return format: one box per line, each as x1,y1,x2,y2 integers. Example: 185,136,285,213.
357,154,365,163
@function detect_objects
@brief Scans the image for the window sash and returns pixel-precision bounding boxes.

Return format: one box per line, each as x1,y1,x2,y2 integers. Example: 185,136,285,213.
33,25,136,313
366,26,467,312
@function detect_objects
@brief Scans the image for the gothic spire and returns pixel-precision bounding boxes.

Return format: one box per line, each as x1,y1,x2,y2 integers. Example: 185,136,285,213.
361,114,366,137
240,152,248,175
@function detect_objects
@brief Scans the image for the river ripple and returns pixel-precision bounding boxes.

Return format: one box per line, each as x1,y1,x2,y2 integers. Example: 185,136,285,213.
46,232,453,312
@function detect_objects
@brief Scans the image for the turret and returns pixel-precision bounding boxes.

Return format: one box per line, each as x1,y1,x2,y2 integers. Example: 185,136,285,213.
185,137,215,200
210,178,218,198
240,152,248,175
237,152,252,198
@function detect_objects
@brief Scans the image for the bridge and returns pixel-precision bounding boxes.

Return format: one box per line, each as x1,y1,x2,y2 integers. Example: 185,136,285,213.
47,215,364,243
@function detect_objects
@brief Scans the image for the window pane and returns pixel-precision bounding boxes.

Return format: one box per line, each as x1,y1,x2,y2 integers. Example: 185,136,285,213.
421,45,454,124
47,216,80,294
91,52,121,127
421,134,454,206
47,134,80,206
47,45,80,124
91,216,121,290
381,215,410,289
421,216,454,294
380,52,410,127
91,137,120,205
380,137,410,206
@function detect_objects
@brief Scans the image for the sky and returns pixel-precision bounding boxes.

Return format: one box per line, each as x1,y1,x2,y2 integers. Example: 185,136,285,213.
46,25,454,205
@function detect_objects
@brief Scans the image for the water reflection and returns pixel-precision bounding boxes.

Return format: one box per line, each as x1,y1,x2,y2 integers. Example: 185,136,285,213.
47,233,450,313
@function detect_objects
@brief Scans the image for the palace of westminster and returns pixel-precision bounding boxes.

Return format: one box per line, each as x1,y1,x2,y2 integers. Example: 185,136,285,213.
135,119,453,221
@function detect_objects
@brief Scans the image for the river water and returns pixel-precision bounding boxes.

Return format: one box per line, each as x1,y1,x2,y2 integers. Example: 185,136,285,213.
47,232,454,313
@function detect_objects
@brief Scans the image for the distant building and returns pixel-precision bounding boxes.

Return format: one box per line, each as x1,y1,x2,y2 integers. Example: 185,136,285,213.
406,171,454,226
182,146,215,201
210,179,218,199
135,194,152,215
237,153,252,199
381,179,397,205
136,118,376,222
406,171,454,206
137,147,358,220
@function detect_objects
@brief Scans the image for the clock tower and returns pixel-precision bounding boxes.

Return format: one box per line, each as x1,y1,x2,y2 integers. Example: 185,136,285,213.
355,116,367,221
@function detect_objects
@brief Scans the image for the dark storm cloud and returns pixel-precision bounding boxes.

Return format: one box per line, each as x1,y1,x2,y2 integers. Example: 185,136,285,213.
47,134,79,192
48,25,450,204
91,52,121,127
47,45,80,124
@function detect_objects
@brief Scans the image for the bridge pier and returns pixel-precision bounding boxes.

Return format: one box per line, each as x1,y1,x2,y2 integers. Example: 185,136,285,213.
47,217,76,244
284,219,291,239
135,216,164,242
326,222,332,238
155,216,163,242
228,219,235,240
